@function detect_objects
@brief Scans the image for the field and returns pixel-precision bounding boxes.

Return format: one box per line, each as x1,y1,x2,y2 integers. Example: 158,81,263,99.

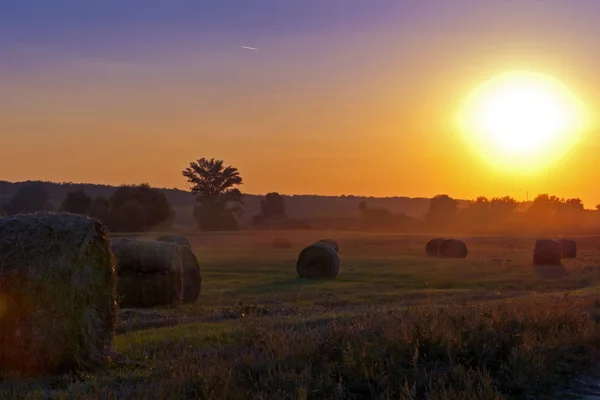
5,231,600,399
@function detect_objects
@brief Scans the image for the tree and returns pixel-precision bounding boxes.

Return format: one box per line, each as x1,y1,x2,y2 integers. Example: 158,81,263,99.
358,201,368,213
528,194,561,217
61,188,92,215
489,196,518,217
89,196,110,223
260,192,286,220
107,184,173,232
182,158,244,231
425,194,458,227
2,182,52,215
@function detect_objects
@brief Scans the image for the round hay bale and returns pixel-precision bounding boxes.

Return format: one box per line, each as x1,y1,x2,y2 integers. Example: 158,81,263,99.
316,239,339,253
0,213,116,376
156,234,191,249
110,239,182,274
110,239,183,308
180,246,201,304
558,238,577,259
425,238,446,257
439,239,468,259
273,235,292,249
296,242,340,279
533,239,562,266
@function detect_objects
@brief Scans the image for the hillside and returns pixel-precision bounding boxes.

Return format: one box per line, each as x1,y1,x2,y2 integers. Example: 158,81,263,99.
0,180,469,227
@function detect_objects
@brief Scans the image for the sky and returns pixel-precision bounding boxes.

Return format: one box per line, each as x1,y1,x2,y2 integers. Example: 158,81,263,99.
2,0,600,206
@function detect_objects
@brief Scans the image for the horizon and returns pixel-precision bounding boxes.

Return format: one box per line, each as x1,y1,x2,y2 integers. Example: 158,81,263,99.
2,1,600,206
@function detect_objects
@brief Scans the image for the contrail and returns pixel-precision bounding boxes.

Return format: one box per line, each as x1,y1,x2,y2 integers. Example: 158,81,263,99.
238,45,259,51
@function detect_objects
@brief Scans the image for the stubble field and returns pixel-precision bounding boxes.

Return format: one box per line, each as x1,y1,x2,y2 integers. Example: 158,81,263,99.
5,231,600,399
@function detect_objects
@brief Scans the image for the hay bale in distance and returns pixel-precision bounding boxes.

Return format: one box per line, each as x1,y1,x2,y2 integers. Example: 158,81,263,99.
180,246,202,304
111,239,183,308
558,239,577,259
316,239,340,253
273,235,292,249
0,213,116,376
533,239,562,266
156,234,191,249
426,238,446,257
439,239,468,259
296,242,340,279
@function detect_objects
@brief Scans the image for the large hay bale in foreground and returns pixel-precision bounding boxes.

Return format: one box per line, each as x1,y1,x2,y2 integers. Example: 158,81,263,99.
111,239,183,308
296,242,340,279
316,239,340,253
156,234,191,249
273,235,292,249
439,239,468,259
558,239,577,259
425,238,446,257
533,239,562,266
0,213,116,376
180,246,202,304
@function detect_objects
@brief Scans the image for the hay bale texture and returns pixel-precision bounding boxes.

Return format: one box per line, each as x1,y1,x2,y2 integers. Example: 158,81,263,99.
156,234,191,249
439,239,468,259
0,213,116,376
533,239,562,266
426,238,446,257
180,246,202,304
317,239,339,253
296,242,340,279
111,239,183,308
558,239,577,259
273,235,292,249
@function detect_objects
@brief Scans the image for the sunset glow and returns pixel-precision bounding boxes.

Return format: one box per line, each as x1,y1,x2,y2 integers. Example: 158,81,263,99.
457,71,589,173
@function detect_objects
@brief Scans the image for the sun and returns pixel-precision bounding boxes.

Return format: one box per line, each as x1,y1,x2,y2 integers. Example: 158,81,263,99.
456,70,589,173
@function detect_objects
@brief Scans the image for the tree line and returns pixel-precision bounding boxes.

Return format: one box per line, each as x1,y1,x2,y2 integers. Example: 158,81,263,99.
0,158,285,232
0,157,597,233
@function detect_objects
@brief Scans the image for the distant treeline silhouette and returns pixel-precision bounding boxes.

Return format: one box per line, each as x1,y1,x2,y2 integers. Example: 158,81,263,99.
1,157,597,234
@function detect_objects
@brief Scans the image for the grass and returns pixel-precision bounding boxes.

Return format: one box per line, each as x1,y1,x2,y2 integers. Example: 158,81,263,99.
4,231,600,399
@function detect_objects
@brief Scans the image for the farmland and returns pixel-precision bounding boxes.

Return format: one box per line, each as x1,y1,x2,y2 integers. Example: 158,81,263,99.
4,231,600,399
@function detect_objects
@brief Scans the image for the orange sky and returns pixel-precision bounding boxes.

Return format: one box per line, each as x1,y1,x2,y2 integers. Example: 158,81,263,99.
2,1,600,207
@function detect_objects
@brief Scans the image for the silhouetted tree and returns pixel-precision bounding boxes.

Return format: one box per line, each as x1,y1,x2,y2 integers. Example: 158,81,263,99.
2,182,52,215
425,194,458,227
107,184,173,232
260,192,286,220
528,194,561,218
182,158,243,231
89,196,110,224
596,204,600,212
489,196,518,217
556,197,585,230
61,188,92,215
358,201,368,213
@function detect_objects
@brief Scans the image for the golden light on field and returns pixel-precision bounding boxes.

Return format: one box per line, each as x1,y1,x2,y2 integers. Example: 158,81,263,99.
457,71,589,173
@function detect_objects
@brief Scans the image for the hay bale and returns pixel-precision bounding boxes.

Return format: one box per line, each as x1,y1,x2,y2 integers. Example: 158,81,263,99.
273,235,292,249
180,246,202,304
533,239,562,266
111,239,183,308
439,239,468,259
156,234,191,249
296,242,340,279
316,239,339,253
0,213,116,376
110,239,182,274
558,239,577,259
426,238,446,257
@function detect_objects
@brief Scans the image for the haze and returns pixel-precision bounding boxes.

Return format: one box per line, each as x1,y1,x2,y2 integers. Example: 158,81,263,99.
2,0,599,206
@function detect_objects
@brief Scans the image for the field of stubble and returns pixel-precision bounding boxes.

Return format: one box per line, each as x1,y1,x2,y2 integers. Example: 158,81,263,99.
6,231,600,400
